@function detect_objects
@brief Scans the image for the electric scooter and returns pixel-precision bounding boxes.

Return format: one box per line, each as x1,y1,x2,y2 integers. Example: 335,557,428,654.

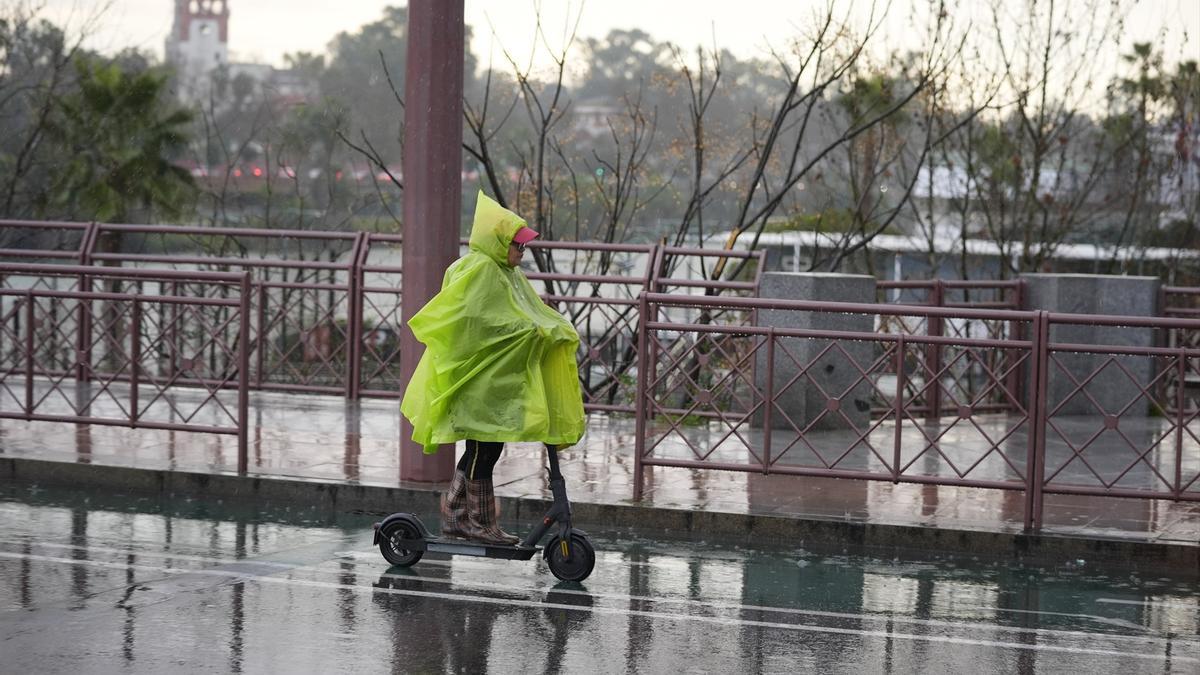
372,446,596,582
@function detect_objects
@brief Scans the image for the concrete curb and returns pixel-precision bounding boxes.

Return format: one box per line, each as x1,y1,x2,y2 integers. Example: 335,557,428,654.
3,456,1196,579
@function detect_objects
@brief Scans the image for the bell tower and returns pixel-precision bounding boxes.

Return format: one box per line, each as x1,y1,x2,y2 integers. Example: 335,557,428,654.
165,0,231,100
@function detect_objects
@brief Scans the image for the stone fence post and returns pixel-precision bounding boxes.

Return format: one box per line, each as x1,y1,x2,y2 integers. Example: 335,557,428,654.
755,273,877,430
1020,274,1160,416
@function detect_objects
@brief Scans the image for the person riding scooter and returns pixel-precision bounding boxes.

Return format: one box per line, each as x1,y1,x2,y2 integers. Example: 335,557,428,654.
400,191,586,546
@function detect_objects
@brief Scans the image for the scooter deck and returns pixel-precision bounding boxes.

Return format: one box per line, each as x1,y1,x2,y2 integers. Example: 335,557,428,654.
395,536,540,561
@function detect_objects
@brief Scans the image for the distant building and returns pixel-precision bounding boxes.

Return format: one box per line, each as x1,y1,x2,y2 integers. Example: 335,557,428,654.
710,228,1200,282
165,0,230,102
165,0,315,108
571,98,621,139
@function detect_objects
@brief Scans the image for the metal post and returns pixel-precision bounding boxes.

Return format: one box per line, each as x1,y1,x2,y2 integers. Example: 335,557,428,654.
255,283,267,390
167,281,179,380
130,298,140,425
78,275,93,384
641,244,657,295
399,0,464,482
1023,311,1040,532
78,221,100,265
47,296,59,374
346,232,369,400
762,328,774,474
77,221,99,384
893,334,906,482
1024,311,1049,532
633,292,650,500
1034,312,1051,531
1007,279,1025,409
24,292,34,414
925,280,944,420
74,276,87,381
237,273,251,475
648,244,664,295
1174,348,1186,500
1157,283,1169,408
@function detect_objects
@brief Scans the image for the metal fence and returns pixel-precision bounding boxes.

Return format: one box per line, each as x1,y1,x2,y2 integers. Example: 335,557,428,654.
1162,286,1200,415
876,279,1025,418
634,292,1200,530
0,220,764,413
3,219,1198,522
0,263,251,470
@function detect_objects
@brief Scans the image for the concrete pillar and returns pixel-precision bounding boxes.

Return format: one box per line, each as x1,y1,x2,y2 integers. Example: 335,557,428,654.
399,1,464,482
756,273,877,431
1020,274,1160,416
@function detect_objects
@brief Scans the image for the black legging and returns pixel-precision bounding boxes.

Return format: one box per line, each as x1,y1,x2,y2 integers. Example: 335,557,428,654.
457,440,504,480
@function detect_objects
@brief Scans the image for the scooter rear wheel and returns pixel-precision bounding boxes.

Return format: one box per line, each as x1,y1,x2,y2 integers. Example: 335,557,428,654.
546,532,595,582
379,521,424,567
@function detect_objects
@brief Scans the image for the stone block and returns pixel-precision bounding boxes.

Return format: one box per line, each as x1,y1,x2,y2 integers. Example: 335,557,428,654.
755,273,877,431
1021,274,1160,416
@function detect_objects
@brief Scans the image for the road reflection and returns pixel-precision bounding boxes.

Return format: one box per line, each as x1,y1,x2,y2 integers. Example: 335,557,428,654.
0,483,1196,673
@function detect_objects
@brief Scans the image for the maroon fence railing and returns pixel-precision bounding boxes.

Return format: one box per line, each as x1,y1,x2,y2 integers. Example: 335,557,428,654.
876,279,1026,418
3,219,1197,526
0,220,765,413
635,292,1200,531
0,263,251,471
1038,311,1200,511
1162,286,1200,415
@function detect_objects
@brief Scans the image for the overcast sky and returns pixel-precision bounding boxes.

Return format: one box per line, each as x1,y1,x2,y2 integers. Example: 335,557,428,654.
40,0,1199,77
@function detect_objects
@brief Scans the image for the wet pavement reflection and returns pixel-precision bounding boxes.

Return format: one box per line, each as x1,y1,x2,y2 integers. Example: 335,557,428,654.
0,484,1196,674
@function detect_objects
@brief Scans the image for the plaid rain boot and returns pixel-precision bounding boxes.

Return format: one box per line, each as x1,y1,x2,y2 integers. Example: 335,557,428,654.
464,479,520,546
440,470,470,539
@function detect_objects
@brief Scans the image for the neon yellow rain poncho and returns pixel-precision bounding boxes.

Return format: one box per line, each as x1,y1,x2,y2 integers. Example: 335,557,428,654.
400,192,586,453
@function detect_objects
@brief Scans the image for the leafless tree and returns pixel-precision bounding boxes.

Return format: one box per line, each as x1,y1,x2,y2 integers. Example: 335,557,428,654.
960,0,1134,276
0,0,109,226
648,2,967,287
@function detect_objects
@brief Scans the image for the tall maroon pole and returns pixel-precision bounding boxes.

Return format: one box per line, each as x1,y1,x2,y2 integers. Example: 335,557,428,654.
399,0,463,482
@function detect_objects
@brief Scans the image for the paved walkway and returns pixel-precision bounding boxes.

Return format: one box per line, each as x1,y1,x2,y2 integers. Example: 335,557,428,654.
0,386,1196,547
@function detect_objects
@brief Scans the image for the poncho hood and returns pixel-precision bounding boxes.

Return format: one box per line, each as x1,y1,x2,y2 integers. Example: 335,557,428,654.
469,191,527,266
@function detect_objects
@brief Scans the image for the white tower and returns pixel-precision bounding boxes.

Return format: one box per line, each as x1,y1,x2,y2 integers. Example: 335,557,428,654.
165,0,230,101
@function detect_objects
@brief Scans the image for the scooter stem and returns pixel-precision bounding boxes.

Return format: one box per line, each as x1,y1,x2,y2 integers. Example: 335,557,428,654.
546,443,565,482
519,445,573,549
546,445,570,518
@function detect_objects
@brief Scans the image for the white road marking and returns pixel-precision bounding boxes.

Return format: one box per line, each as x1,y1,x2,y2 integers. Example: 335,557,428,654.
0,551,1195,664
1097,598,1200,611
21,541,297,569
949,603,1156,633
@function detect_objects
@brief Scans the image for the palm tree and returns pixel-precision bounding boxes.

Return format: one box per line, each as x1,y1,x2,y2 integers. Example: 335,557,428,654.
47,56,196,229
45,56,197,373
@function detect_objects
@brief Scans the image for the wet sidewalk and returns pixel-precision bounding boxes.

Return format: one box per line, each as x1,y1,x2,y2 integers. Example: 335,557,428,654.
0,386,1196,552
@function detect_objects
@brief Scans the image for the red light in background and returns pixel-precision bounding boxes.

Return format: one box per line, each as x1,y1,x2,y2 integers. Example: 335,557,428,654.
252,167,263,177
233,168,242,177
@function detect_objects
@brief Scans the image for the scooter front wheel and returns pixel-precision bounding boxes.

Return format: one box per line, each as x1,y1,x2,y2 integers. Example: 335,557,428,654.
545,532,595,582
379,520,424,567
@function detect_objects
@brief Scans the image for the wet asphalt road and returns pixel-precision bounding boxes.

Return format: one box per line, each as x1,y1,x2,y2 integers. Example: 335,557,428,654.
0,484,1197,674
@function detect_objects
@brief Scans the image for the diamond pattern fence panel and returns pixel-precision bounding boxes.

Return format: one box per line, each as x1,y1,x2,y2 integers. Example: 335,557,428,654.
1162,287,1200,415
875,280,1025,419
1039,313,1200,504
1,221,772,407
0,264,251,471
635,293,1040,525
